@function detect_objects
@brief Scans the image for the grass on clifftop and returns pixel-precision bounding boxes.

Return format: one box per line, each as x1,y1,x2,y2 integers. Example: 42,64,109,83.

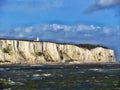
76,44,109,50
0,38,109,50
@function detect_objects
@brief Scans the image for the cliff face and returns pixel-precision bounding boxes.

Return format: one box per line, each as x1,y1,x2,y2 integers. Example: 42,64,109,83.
0,40,116,64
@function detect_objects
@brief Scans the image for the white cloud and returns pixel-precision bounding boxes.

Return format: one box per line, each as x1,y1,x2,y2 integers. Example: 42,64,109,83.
0,24,118,40
26,24,102,32
103,27,111,34
14,27,21,32
17,33,25,38
40,24,101,31
76,25,98,31
96,26,101,29
2,0,63,12
50,24,71,31
77,25,90,31
43,0,63,9
98,0,120,7
86,0,120,13
83,34,92,37
24,27,33,33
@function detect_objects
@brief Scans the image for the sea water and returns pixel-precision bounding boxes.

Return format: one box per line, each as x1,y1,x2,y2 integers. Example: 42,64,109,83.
0,64,120,90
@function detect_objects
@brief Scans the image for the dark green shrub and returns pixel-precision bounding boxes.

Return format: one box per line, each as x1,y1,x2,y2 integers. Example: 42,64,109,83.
2,44,13,55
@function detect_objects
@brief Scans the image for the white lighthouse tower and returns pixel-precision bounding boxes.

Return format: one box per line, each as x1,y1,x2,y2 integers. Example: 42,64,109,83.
36,37,39,41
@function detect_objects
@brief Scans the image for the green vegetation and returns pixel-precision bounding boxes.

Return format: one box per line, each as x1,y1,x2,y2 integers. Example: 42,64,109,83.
0,78,23,89
35,52,43,56
31,52,43,56
2,44,13,55
43,51,54,62
19,51,26,60
99,52,103,56
77,44,108,50
98,59,101,61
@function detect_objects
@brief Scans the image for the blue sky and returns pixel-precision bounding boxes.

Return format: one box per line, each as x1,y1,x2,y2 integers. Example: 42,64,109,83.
0,0,120,61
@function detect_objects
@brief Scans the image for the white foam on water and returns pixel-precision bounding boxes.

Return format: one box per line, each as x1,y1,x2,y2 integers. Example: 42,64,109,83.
36,69,42,71
75,66,79,68
8,79,15,85
0,68,4,71
26,74,30,77
33,74,40,77
0,68,10,71
41,73,52,77
32,73,52,80
89,68,105,72
3,88,11,90
92,76,95,79
60,66,64,69
86,80,90,82
32,73,52,77
80,71,85,73
6,68,10,70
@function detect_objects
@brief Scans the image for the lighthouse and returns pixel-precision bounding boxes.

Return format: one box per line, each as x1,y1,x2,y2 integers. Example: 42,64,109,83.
36,37,39,41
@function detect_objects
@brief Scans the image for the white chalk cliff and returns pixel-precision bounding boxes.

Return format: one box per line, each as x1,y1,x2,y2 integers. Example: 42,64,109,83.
0,39,116,64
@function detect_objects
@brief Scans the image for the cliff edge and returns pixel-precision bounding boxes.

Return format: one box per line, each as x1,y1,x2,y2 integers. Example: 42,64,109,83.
0,39,116,64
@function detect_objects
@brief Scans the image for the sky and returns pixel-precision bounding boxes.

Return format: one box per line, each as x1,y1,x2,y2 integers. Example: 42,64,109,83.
0,0,120,61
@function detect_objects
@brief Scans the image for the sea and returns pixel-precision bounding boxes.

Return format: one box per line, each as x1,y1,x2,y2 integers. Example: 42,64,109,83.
0,63,120,90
